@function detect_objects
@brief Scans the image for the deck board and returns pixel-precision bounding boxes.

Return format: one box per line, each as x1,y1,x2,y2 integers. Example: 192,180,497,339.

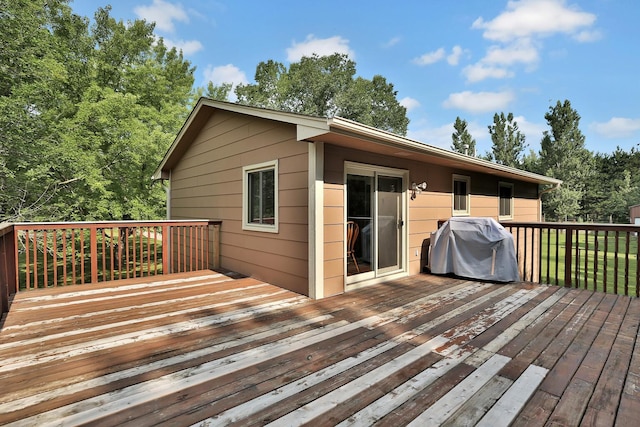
1,271,639,426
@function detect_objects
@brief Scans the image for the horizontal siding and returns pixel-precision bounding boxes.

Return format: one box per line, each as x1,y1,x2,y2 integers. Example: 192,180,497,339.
323,184,344,296
323,144,542,279
170,110,309,295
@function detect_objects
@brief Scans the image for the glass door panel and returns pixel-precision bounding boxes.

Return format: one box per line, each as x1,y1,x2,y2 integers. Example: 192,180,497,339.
346,173,373,277
377,175,403,272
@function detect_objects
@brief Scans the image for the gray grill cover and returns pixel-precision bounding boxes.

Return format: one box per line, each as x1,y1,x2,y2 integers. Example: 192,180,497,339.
429,217,520,282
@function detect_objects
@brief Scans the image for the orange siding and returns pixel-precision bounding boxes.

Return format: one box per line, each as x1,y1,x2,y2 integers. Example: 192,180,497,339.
170,110,309,295
323,183,344,296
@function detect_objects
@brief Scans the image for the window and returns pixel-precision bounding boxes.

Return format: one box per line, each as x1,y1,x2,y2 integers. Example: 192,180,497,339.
499,182,514,219
243,160,278,232
452,174,471,215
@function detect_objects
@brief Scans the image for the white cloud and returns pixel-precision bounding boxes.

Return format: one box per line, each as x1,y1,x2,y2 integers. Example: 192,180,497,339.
286,35,354,62
443,90,515,114
472,0,597,42
382,36,401,48
573,29,603,42
407,119,489,150
447,46,463,66
407,122,456,149
400,97,420,112
467,0,599,83
591,117,640,139
463,63,514,83
134,0,189,33
162,38,203,55
463,39,539,83
483,39,539,66
414,46,465,66
413,48,445,66
511,115,546,140
203,64,248,101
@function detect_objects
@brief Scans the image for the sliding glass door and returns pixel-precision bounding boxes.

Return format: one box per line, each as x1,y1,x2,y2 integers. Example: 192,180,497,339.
346,163,406,284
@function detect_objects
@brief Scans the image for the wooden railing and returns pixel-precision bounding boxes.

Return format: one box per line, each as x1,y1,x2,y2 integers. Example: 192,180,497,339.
503,222,640,297
0,220,221,317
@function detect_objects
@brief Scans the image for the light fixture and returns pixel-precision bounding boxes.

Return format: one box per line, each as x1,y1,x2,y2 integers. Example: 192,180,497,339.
411,181,427,200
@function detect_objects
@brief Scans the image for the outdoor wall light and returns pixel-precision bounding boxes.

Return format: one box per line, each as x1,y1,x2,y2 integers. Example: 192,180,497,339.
411,181,427,200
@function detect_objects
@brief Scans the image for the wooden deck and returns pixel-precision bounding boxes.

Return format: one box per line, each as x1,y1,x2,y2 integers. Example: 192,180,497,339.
1,271,639,426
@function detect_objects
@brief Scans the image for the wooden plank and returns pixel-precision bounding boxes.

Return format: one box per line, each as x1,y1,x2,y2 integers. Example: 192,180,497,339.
582,296,640,425
476,364,548,427
406,354,511,426
616,299,640,425
374,362,476,427
545,378,594,426
441,375,512,427
534,291,604,371
510,390,558,427
538,293,614,397
1,273,639,426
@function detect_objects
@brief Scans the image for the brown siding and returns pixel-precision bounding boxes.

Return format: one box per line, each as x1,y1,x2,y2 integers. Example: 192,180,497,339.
170,110,309,295
322,144,541,285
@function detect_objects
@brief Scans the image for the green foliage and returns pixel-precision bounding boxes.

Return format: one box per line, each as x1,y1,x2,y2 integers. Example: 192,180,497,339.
235,54,409,135
205,82,233,101
487,112,527,167
451,117,476,155
538,100,593,221
0,2,194,221
583,148,640,222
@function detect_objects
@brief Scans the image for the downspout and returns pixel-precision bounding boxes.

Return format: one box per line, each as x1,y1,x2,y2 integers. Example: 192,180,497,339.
164,170,171,220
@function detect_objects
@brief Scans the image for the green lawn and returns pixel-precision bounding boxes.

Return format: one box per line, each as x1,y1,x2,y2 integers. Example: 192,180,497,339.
17,230,164,290
540,229,638,295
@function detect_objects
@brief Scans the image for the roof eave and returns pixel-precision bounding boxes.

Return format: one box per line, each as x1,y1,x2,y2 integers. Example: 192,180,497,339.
327,116,562,186
152,98,330,181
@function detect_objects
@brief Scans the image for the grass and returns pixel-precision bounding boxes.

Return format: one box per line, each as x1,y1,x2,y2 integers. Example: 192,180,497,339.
539,229,639,295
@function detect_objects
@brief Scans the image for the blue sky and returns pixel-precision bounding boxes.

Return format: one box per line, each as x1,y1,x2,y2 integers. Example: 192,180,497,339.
70,0,640,156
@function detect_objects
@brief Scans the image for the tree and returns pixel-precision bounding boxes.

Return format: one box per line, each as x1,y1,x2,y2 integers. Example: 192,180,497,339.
538,100,593,221
235,53,409,135
451,117,476,155
487,112,527,167
205,82,233,101
584,148,640,222
0,2,195,221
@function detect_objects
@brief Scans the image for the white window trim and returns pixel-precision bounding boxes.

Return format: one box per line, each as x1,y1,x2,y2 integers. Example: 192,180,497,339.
452,174,471,216
498,181,514,220
242,160,279,233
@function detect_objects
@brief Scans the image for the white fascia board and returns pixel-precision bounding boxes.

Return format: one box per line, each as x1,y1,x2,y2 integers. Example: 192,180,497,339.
328,116,562,186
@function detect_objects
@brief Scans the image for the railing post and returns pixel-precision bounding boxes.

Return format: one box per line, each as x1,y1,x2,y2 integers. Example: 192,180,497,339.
1,225,18,315
162,224,170,275
564,228,573,288
90,227,98,284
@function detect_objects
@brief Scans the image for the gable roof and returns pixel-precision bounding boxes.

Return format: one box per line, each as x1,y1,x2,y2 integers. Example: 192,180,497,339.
153,98,562,187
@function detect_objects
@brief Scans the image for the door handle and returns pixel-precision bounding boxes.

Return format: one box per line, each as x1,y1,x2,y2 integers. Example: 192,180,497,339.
398,220,404,228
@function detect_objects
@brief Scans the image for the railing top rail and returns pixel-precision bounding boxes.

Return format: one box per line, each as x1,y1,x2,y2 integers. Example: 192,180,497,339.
502,221,640,232
11,219,222,231
0,222,13,238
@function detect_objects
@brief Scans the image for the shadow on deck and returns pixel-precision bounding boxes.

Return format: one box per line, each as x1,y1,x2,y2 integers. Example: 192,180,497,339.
0,271,639,426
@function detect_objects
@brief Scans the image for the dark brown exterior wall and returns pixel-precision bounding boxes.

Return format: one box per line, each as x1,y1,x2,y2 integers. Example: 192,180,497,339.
322,144,541,295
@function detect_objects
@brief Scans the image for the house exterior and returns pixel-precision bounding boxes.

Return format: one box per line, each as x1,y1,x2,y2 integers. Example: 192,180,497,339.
153,99,561,299
630,204,640,224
